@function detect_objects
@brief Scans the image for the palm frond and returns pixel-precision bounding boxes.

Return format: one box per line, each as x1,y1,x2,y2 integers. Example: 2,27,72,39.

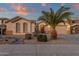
55,6,70,18
66,18,72,25
38,6,73,29
58,11,73,20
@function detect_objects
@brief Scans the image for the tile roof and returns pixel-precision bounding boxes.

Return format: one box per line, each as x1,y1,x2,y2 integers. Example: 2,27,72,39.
5,16,36,23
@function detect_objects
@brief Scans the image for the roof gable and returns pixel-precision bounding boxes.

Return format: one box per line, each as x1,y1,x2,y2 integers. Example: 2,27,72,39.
5,16,35,23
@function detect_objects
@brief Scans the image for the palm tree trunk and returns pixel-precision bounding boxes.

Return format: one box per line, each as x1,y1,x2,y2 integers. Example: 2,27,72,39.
50,28,57,39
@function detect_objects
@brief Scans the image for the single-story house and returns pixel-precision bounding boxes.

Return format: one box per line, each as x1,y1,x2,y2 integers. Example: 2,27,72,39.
0,16,78,35
0,16,36,35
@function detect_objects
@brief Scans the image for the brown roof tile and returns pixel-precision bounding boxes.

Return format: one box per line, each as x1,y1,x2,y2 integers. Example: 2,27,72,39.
5,16,36,23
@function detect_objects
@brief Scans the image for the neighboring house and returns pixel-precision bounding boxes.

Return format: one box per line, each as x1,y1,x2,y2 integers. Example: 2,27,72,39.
70,20,79,34
0,18,9,35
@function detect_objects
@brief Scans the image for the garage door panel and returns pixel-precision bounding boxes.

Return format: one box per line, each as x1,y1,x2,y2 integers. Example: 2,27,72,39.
56,26,67,34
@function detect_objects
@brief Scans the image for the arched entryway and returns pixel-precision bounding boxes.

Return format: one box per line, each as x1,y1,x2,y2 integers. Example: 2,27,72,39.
39,23,46,33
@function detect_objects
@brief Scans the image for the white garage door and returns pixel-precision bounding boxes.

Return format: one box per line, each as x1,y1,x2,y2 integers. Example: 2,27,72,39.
56,25,67,34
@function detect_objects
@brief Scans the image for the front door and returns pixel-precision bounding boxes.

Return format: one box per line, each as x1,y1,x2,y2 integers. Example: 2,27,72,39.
40,26,45,33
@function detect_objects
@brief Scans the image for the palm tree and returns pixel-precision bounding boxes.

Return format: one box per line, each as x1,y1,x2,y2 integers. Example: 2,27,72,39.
38,6,73,39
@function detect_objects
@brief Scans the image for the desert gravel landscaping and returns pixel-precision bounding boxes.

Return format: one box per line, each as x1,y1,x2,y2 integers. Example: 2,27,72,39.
23,34,79,44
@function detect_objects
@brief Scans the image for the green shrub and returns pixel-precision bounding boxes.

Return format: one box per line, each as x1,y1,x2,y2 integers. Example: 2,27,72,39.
37,34,48,42
25,34,32,40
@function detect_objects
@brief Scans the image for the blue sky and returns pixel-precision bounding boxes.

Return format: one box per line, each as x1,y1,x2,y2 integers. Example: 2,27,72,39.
0,3,78,20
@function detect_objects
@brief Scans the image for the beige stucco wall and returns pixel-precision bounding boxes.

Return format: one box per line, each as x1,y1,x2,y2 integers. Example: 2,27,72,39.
56,25,68,34
5,19,35,35
31,23,36,33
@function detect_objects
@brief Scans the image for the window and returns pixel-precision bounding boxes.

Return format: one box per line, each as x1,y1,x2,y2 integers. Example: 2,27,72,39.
16,23,20,33
23,22,28,33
